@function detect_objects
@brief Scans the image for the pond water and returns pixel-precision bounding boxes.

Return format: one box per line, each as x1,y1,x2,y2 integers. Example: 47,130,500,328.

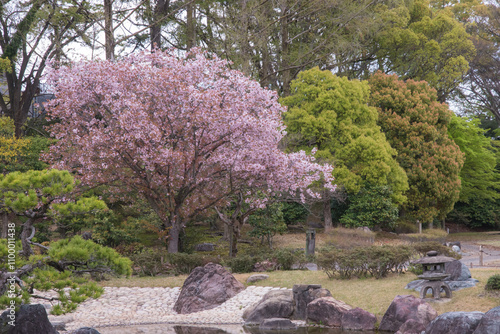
95,324,377,334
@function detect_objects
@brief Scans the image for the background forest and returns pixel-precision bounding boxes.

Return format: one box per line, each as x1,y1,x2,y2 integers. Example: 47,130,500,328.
1,0,500,312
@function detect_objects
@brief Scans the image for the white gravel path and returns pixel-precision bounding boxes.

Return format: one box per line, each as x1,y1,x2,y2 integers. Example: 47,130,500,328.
42,286,291,332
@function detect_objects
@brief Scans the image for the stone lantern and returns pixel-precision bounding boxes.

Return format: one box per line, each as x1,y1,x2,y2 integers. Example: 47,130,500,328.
412,251,455,299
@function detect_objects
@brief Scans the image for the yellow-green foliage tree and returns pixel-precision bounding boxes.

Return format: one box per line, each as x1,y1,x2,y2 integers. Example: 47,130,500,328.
0,117,30,172
281,67,409,228
375,0,476,101
368,71,465,224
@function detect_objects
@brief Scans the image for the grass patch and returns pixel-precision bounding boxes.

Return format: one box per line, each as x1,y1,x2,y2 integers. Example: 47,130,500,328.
403,229,449,243
446,232,500,243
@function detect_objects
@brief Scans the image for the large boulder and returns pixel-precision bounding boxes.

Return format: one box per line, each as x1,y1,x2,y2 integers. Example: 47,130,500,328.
425,311,484,334
292,284,331,319
174,263,245,314
0,304,58,334
342,307,377,331
445,260,471,281
379,295,437,332
473,306,500,334
395,319,427,334
243,290,294,324
306,297,352,327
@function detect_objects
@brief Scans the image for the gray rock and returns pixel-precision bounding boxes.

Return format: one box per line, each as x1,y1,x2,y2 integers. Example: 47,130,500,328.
174,262,245,314
70,328,101,334
243,290,294,324
259,318,297,330
395,319,427,334
0,304,58,334
406,278,478,292
341,307,377,331
447,241,461,249
452,245,462,254
445,260,471,281
306,297,352,327
425,311,484,334
447,278,479,291
379,295,437,332
246,274,269,283
473,305,500,334
194,243,215,252
50,322,66,331
292,284,331,320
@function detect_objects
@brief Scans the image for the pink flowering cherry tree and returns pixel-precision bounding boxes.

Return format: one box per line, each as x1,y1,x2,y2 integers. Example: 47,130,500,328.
44,49,334,253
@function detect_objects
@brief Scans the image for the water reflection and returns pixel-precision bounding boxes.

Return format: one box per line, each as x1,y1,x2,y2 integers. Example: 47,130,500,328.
96,324,374,334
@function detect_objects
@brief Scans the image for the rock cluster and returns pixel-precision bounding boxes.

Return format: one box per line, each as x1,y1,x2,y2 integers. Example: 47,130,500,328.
243,284,377,331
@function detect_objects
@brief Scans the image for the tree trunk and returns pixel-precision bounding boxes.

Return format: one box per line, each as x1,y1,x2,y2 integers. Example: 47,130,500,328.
280,4,291,96
228,224,235,257
104,0,115,60
186,3,196,50
324,198,333,231
21,219,34,258
167,218,182,253
150,0,169,51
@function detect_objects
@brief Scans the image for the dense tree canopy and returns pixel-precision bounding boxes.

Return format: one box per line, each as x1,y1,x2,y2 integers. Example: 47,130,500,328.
448,115,500,203
281,67,408,204
44,49,333,253
374,0,475,101
368,71,464,223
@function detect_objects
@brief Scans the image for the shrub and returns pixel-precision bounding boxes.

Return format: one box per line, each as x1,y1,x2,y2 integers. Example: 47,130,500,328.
340,185,399,230
317,245,415,279
130,248,166,276
412,241,461,259
89,212,139,248
114,242,145,256
167,253,219,275
228,255,259,273
249,202,287,248
273,248,298,270
282,202,309,225
485,274,500,291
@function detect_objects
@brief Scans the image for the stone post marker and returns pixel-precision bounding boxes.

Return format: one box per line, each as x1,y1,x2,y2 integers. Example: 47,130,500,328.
306,229,316,256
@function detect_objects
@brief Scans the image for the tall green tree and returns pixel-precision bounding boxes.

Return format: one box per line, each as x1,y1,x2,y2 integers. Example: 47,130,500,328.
446,115,500,229
368,71,465,224
281,67,408,227
448,115,500,202
373,0,476,102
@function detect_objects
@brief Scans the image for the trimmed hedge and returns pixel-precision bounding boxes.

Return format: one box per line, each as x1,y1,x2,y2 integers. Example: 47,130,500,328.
317,245,414,279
